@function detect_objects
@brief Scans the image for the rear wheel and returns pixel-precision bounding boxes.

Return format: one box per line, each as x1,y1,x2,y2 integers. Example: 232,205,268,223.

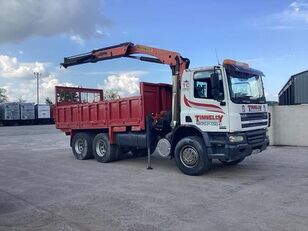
220,157,245,166
71,132,94,160
92,133,119,163
174,136,211,176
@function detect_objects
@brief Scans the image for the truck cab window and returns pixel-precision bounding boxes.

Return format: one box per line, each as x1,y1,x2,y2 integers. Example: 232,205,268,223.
194,79,213,99
194,70,224,100
194,71,214,99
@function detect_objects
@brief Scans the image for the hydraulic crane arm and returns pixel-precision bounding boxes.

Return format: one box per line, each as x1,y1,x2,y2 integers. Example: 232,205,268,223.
61,42,190,127
61,42,189,74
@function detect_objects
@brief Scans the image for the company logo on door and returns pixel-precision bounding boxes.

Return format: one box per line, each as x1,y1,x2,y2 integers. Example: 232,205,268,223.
195,115,224,126
183,80,190,90
248,105,262,112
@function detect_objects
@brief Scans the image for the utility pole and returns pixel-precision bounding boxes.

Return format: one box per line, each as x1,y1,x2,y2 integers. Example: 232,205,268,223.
33,72,41,104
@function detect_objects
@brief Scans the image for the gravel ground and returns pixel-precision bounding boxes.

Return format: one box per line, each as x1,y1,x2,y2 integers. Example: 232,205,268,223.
0,125,307,231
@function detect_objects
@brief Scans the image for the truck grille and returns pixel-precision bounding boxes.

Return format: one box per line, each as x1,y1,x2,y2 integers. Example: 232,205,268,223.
246,129,266,145
242,121,268,128
240,112,267,121
241,113,268,128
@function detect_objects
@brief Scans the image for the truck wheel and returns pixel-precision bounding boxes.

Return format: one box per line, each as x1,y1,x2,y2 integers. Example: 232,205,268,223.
92,133,119,163
220,157,245,166
174,136,211,176
72,132,94,160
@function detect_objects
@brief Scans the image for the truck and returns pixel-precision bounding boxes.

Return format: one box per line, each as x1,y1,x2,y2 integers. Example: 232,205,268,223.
55,42,269,175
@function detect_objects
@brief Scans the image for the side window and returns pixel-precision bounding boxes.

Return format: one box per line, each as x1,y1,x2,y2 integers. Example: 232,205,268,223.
193,70,224,100
194,71,214,99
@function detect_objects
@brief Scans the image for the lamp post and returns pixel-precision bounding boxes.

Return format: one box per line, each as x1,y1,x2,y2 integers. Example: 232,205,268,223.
33,72,41,104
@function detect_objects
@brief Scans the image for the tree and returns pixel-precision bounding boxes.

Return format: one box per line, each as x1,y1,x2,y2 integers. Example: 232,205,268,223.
45,97,53,105
17,96,26,103
104,89,120,100
0,88,8,103
57,91,79,102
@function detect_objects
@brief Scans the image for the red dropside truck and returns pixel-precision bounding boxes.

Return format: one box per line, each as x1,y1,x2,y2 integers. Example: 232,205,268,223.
54,42,269,175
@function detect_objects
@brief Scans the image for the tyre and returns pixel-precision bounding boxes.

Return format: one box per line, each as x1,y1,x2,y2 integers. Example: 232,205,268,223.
174,136,211,176
220,157,245,166
71,132,94,160
92,133,119,163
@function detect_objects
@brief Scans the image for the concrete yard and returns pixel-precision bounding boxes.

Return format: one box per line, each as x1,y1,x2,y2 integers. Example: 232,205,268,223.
0,125,307,231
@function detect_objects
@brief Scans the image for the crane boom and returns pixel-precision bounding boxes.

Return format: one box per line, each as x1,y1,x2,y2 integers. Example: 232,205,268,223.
60,42,190,127
61,42,189,74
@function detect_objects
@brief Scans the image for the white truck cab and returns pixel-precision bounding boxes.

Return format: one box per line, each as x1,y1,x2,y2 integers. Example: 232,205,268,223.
177,59,269,169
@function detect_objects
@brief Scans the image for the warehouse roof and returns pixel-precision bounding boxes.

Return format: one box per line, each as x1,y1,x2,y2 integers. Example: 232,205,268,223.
278,70,308,96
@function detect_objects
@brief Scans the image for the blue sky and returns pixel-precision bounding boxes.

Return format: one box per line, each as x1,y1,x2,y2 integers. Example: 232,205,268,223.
0,0,307,102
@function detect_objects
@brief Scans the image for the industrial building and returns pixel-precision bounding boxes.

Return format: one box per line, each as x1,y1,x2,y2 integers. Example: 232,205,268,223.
279,70,308,105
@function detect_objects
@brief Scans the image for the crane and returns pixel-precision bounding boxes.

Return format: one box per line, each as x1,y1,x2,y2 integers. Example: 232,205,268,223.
61,42,190,127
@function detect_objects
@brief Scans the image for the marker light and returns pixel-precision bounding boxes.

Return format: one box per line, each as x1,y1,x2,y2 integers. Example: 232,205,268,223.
223,59,249,68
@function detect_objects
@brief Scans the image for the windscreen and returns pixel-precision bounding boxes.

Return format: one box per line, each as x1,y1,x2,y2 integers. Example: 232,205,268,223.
227,70,265,104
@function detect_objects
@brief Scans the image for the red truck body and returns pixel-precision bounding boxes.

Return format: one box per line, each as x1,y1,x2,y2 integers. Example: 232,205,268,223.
55,82,172,143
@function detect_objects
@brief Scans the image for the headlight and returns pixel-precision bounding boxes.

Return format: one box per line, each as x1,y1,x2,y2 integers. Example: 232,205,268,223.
229,135,244,143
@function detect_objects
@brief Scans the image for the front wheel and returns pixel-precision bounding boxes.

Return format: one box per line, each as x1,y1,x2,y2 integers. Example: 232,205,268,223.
174,136,211,176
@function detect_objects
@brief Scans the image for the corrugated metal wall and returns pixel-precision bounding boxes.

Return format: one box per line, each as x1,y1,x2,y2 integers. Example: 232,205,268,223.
294,71,308,104
278,79,295,105
279,71,308,105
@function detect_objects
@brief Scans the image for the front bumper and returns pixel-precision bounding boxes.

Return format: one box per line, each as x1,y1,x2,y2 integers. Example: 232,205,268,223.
207,129,269,161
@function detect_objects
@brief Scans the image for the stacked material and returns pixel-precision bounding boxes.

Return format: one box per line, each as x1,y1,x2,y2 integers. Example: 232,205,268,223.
20,103,35,120
0,102,20,120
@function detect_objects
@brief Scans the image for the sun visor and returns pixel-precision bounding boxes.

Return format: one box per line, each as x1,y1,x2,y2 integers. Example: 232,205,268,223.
224,64,265,77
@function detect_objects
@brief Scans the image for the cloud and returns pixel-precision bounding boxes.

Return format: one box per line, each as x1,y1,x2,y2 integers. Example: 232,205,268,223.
259,1,308,30
0,55,74,103
0,0,110,44
0,55,145,103
98,72,145,97
3,76,75,103
279,1,308,23
69,35,84,46
0,55,48,79
81,70,148,76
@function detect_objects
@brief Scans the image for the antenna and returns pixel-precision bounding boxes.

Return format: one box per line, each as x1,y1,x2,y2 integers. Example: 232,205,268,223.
215,48,221,65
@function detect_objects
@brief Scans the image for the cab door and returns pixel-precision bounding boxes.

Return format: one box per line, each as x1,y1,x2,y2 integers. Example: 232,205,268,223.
181,68,229,132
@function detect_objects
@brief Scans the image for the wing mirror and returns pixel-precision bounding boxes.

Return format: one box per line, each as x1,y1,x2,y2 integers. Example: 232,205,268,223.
211,72,224,102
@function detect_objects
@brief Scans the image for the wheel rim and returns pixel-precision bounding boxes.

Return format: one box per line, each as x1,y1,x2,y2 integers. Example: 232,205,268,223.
96,139,107,157
180,145,199,168
75,138,86,155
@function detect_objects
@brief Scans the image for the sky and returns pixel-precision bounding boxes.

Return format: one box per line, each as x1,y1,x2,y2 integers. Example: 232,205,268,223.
0,0,308,103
